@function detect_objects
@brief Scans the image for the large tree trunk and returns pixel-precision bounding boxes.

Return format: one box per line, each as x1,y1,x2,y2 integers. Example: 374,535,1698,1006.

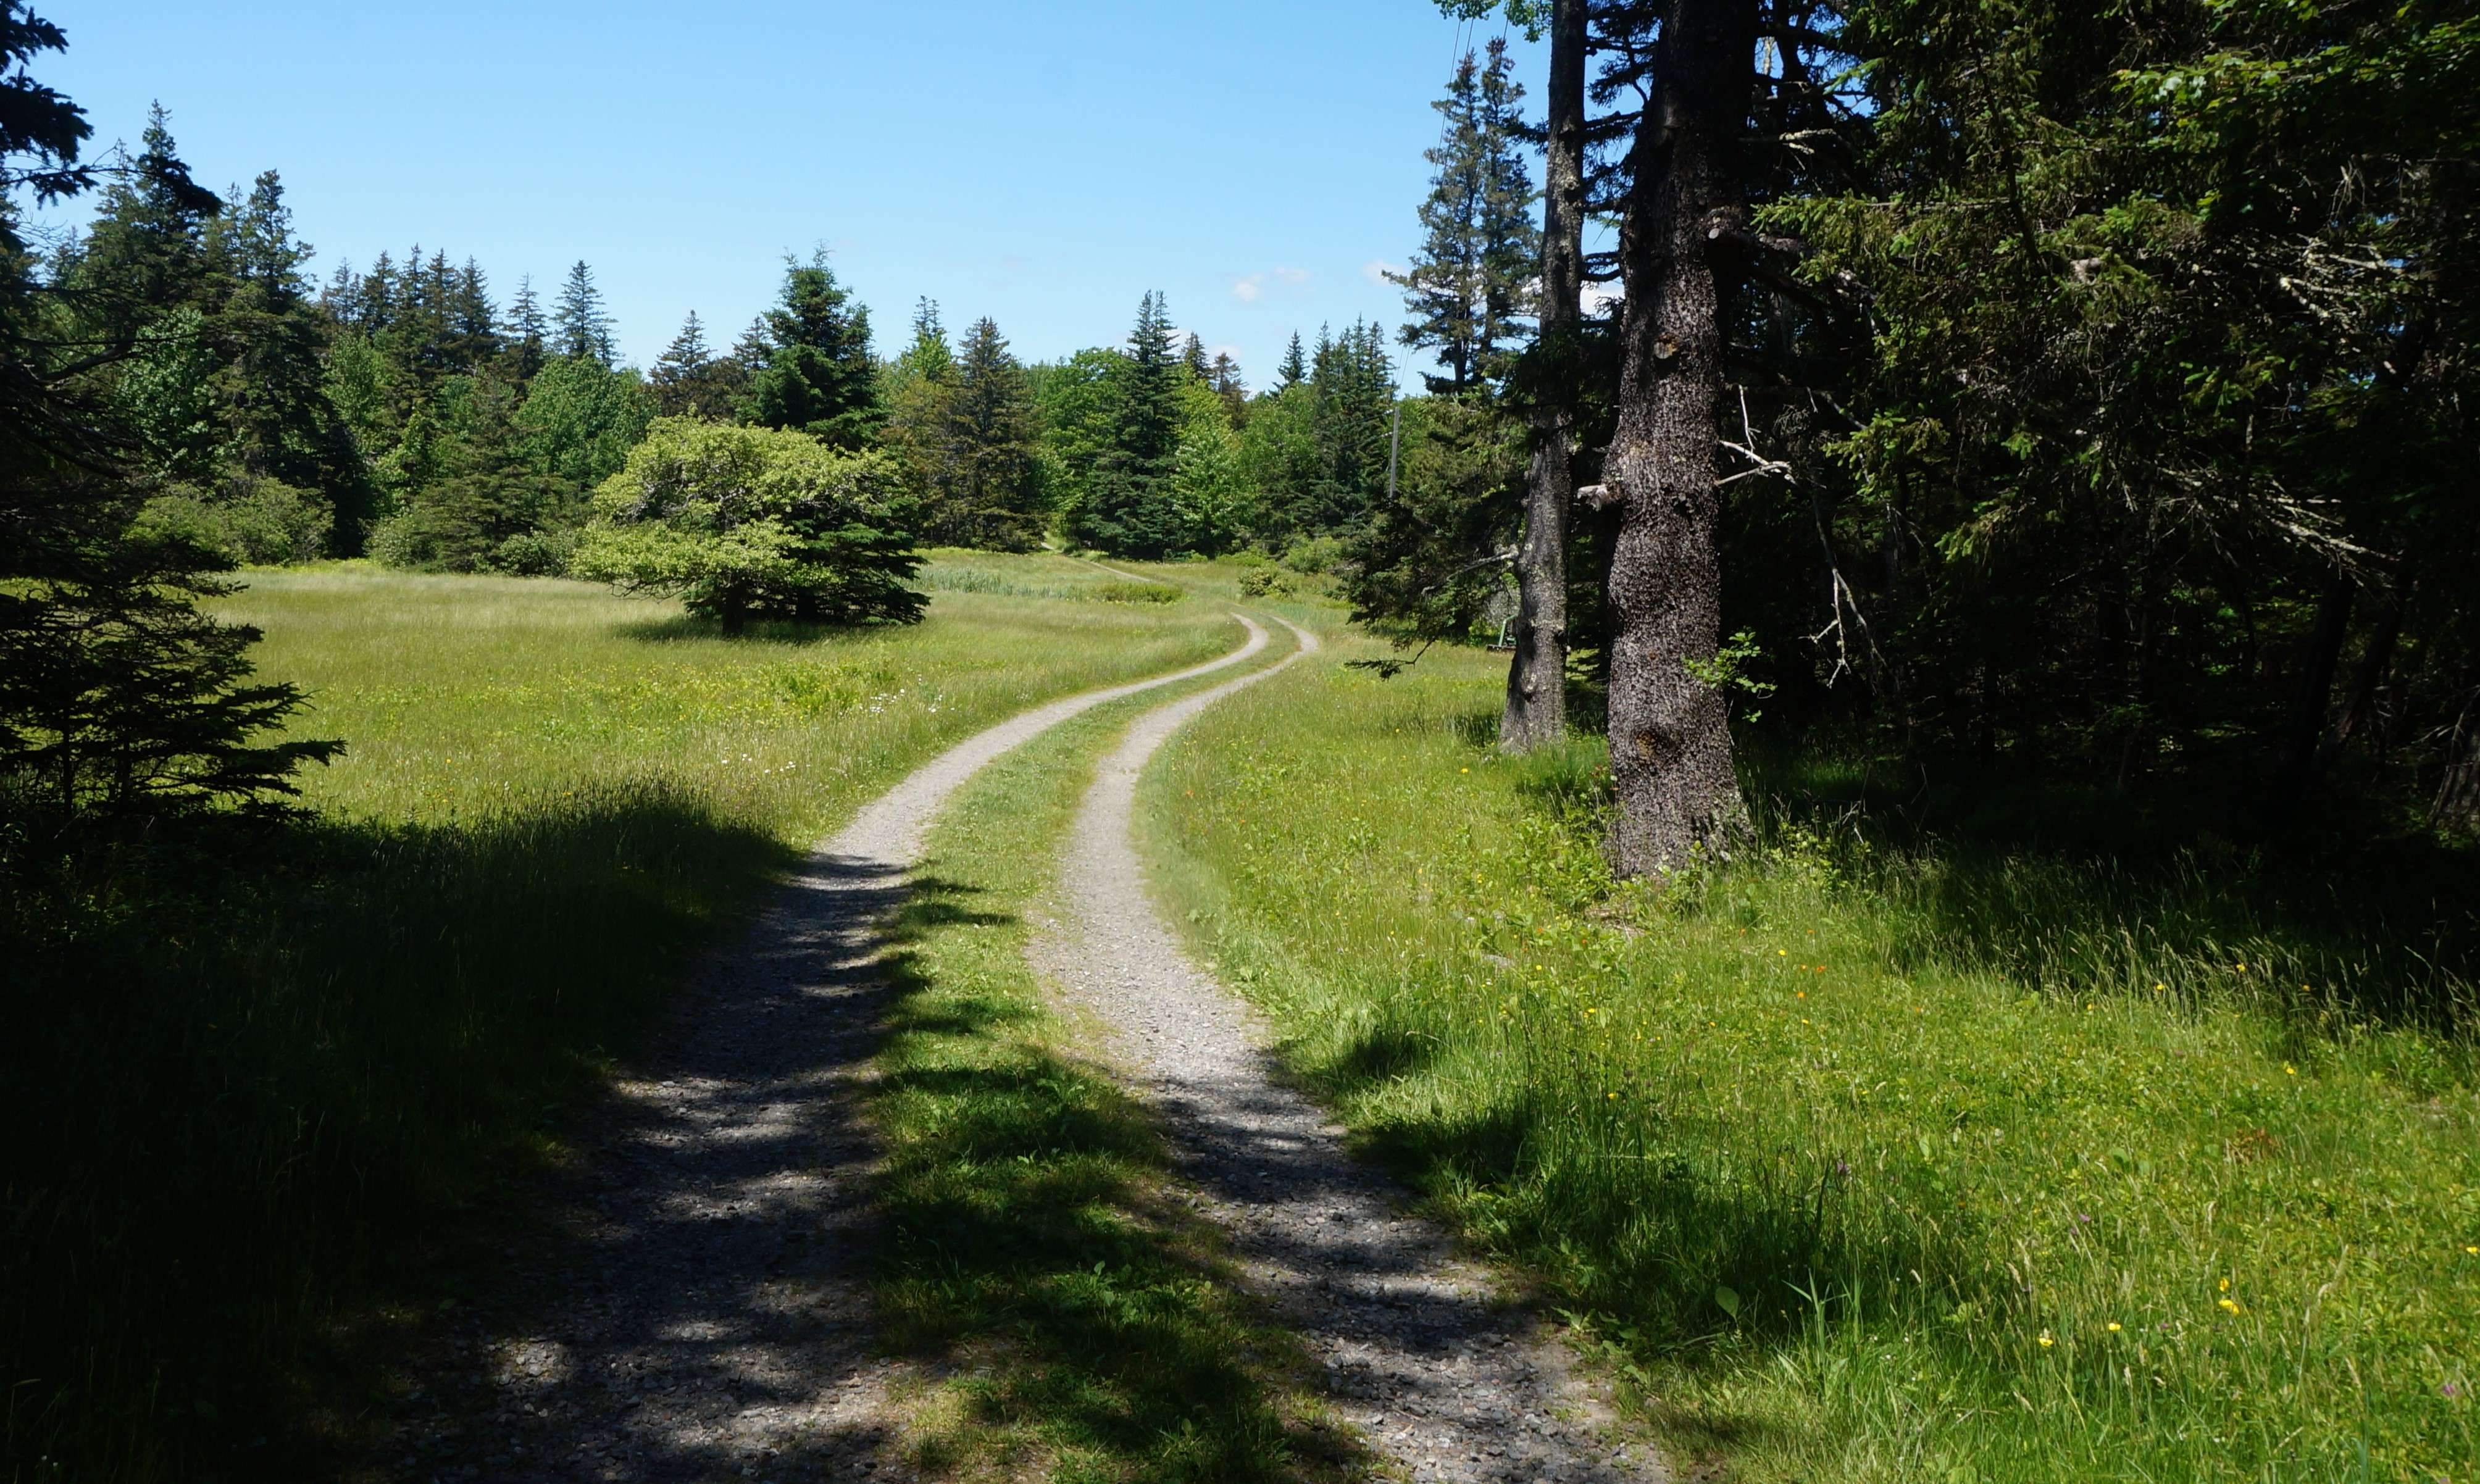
2436,699,2480,835
1500,0,1588,753
2265,572,2353,825
1603,0,1756,877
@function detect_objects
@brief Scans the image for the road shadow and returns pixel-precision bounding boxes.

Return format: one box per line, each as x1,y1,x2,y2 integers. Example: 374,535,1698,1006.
866,866,1371,1483
370,859,972,1481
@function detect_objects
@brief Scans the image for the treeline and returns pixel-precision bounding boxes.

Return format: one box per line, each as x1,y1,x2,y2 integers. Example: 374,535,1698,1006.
1352,0,2480,854
36,106,1431,588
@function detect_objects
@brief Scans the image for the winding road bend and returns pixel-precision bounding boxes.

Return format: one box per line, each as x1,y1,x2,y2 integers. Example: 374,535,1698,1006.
388,608,1661,1484
1036,616,1664,1484
387,620,1272,1482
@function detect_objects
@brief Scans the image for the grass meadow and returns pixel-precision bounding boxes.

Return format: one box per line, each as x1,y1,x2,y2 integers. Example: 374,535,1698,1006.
1145,617,2480,1484
0,554,1235,1482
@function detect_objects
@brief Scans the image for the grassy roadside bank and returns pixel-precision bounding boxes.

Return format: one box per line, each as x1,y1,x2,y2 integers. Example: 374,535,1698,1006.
1145,628,2479,1483
864,623,1363,1483
1,555,1235,1482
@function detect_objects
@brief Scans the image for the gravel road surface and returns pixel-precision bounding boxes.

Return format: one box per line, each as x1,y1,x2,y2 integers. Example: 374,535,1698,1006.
384,619,1273,1483
1035,615,1668,1484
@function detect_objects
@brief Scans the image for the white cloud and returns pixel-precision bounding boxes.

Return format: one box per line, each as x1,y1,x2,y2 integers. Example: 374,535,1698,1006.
1363,259,1405,285
1581,281,1625,314
1232,267,1313,304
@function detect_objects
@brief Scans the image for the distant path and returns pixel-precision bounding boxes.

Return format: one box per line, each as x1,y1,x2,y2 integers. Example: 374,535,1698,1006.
1035,614,1668,1484
384,618,1274,1483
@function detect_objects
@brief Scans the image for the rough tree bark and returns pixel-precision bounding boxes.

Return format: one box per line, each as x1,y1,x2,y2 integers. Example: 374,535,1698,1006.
1603,0,1756,877
1500,0,1587,752
2436,704,2480,835
2265,572,2354,825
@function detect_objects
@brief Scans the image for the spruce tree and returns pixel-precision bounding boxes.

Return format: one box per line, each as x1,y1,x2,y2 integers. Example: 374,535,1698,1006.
938,317,1046,550
1394,42,1539,395
552,259,616,365
1275,332,1308,391
1,28,336,838
740,249,882,451
1067,291,1185,556
502,273,547,381
651,311,727,419
1208,351,1248,427
448,257,498,370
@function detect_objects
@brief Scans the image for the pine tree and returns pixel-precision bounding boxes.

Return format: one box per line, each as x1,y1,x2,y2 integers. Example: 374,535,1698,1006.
553,259,616,365
938,317,1046,550
740,249,882,450
502,274,547,381
1067,291,1185,556
1275,332,1308,392
448,258,498,370
1394,42,1539,395
650,311,728,419
1181,331,1210,382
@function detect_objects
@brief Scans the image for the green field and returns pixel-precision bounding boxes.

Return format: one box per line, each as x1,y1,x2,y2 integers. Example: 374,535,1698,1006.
0,555,1237,1480
1146,618,2480,1484
10,556,2474,1484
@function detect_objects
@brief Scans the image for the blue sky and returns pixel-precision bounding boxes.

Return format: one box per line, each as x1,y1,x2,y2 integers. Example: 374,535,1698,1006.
36,0,1545,390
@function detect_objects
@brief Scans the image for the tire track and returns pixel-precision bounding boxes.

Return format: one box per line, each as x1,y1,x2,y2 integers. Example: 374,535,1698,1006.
383,617,1278,1483
1035,615,1668,1484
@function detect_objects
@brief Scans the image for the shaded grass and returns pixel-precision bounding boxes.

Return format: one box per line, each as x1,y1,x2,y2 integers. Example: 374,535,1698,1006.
2,555,1240,1482
1145,628,2480,1484
867,670,1367,1484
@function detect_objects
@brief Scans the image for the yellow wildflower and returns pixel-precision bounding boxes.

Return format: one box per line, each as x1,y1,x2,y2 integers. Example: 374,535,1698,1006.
2219,1298,2241,1315
2038,1331,2055,1348
2106,1322,2123,1333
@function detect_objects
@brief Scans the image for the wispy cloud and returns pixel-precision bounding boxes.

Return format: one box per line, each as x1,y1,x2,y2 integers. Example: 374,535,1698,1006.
1232,267,1313,304
1363,259,1404,285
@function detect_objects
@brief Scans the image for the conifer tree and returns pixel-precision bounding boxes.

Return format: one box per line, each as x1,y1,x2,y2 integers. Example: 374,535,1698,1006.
1393,42,1538,395
1067,291,1185,556
938,317,1046,550
447,258,498,370
740,249,882,451
1,27,336,836
650,311,730,419
502,273,547,381
1208,351,1248,426
553,259,616,365
1275,332,1308,392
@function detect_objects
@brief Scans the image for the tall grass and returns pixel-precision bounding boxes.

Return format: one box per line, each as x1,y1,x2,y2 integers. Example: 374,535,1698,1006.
1146,632,2480,1484
1,556,1238,1482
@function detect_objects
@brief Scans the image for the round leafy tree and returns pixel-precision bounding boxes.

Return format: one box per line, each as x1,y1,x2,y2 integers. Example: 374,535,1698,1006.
572,417,924,631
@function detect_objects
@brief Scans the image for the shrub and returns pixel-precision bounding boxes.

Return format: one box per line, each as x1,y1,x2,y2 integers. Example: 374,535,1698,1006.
135,476,332,567
1279,534,1345,575
1089,580,1183,604
571,417,925,631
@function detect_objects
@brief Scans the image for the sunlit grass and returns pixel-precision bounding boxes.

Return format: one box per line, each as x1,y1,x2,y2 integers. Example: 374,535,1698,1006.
1,552,1237,1482
1146,629,2480,1484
